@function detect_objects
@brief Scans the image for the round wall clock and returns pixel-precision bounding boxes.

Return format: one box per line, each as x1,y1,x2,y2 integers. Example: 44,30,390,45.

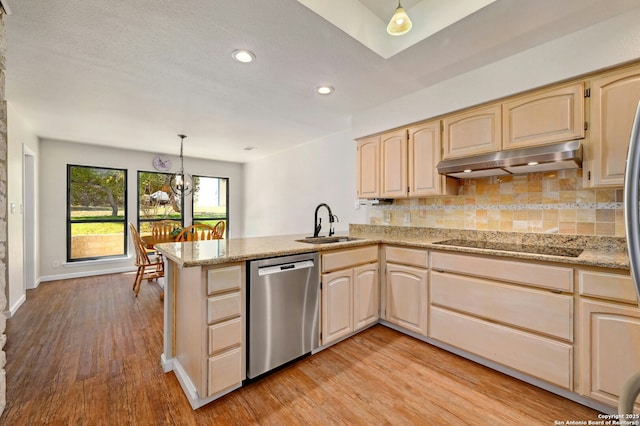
152,155,172,171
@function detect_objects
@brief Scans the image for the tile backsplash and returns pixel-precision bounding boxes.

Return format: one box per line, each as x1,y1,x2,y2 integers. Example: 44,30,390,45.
369,170,624,237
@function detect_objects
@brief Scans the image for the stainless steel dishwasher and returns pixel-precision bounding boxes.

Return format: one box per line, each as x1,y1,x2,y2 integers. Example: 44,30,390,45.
247,252,320,379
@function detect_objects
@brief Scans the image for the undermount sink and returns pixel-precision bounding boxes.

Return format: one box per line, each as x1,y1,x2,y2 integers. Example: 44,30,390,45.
296,236,362,244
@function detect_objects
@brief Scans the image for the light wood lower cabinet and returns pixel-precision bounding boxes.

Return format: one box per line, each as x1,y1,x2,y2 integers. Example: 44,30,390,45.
205,265,245,396
322,269,354,343
578,268,640,412
175,263,245,400
429,251,574,390
384,246,428,335
354,264,380,330
321,246,379,346
430,271,573,341
430,306,573,389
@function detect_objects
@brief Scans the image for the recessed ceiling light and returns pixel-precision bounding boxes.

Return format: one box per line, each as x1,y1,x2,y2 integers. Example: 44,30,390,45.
316,85,334,95
527,161,539,166
232,49,255,63
463,169,472,173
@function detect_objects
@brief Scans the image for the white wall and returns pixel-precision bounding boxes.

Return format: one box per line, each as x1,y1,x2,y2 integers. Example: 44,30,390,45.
243,130,367,237
39,139,244,280
352,8,640,138
7,104,39,316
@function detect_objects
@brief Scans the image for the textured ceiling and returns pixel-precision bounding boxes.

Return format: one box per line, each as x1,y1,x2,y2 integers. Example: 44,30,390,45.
5,0,640,163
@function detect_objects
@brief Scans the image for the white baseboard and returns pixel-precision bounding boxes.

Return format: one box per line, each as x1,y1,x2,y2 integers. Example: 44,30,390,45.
161,353,173,373
5,294,27,318
39,266,137,282
172,358,241,410
28,278,41,290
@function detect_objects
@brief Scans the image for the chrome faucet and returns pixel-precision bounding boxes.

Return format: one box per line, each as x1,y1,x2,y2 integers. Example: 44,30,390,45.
313,203,338,237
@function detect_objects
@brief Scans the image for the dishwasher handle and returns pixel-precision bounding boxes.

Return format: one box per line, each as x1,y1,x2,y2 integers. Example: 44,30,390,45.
257,259,315,276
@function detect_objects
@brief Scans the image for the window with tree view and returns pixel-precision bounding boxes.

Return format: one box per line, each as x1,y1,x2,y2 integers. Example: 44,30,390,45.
138,171,183,235
67,165,127,261
193,175,228,238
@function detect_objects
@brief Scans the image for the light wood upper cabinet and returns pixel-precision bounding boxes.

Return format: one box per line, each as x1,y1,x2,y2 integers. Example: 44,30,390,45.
587,64,640,187
380,129,408,198
408,120,457,197
357,121,457,199
442,103,502,159
502,82,585,150
356,135,380,198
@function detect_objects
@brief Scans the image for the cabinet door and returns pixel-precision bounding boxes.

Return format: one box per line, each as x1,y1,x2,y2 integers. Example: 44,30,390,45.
385,263,427,335
580,299,640,412
380,129,408,198
322,269,354,345
442,103,502,159
208,347,242,397
408,120,457,197
502,82,584,149
588,65,640,187
354,263,379,330
356,136,380,198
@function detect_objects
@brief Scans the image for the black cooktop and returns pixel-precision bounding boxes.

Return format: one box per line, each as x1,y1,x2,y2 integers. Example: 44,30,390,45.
432,239,584,258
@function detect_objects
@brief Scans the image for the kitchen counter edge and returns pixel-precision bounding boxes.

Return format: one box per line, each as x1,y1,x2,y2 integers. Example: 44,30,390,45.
155,233,629,270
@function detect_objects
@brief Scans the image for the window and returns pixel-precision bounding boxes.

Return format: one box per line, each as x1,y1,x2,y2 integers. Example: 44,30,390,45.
137,171,183,235
193,175,228,238
67,165,127,261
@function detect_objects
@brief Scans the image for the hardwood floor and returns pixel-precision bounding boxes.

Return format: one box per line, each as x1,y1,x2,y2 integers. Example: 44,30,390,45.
1,273,601,425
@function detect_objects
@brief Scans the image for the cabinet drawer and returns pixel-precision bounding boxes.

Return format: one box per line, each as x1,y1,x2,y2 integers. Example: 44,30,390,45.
430,306,573,389
579,269,637,304
384,245,428,269
208,347,243,396
431,251,573,292
207,265,242,295
322,245,378,273
208,317,242,355
208,292,241,324
431,271,573,341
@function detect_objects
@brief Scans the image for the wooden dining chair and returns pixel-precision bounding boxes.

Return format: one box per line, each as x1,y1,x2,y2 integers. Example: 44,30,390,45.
129,223,164,296
176,222,225,242
151,220,183,241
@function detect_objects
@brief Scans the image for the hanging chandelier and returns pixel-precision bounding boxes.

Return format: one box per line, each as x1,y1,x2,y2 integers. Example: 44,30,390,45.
170,134,193,197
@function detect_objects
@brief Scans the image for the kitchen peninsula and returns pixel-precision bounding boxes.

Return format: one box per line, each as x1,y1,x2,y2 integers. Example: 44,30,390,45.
155,225,632,412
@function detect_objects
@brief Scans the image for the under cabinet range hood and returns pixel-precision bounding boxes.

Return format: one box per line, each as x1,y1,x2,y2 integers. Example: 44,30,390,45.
436,140,583,179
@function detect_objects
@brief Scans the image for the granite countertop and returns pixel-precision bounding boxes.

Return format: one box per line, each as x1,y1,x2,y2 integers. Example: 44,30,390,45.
155,225,630,270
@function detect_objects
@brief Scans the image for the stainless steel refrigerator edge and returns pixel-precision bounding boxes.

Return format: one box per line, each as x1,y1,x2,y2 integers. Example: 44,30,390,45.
620,100,640,414
247,252,320,379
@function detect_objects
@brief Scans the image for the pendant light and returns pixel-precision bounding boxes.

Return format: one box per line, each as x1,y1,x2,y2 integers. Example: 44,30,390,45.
387,1,412,36
170,134,193,197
